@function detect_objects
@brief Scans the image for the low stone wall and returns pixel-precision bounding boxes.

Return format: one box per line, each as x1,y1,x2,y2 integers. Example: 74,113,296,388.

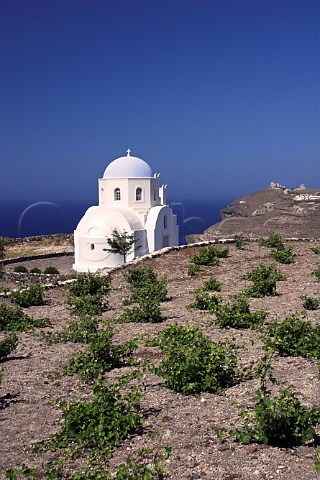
100,236,320,274
2,234,73,244
1,251,74,266
3,271,68,285
1,237,319,297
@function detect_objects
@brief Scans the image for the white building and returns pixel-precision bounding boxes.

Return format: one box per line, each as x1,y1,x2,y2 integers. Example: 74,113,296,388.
73,150,179,272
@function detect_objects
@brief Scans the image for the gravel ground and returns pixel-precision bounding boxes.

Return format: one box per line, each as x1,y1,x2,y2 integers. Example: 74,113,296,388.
0,241,320,479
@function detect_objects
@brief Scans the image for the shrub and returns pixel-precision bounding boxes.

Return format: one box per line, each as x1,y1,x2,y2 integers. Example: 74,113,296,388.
242,263,286,297
187,289,221,311
44,316,98,344
13,265,28,273
311,266,320,281
155,324,239,395
230,356,320,447
30,267,42,274
310,246,320,254
0,303,50,332
187,264,203,276
44,266,60,274
64,327,137,380
214,294,267,329
10,283,44,307
269,245,295,264
190,246,228,266
0,334,18,360
259,233,285,249
202,276,223,292
234,233,246,249
263,316,320,358
301,295,320,310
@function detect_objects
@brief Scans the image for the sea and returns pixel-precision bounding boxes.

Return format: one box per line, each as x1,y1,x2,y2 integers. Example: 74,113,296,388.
0,198,231,244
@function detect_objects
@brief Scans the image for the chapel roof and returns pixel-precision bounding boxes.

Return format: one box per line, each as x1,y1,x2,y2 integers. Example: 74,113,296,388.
103,149,153,179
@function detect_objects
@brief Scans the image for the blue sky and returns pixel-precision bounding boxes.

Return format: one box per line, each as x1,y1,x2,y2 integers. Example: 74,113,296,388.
1,0,319,206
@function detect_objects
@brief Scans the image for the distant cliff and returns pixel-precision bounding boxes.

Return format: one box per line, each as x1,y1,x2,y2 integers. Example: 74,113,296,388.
187,183,320,242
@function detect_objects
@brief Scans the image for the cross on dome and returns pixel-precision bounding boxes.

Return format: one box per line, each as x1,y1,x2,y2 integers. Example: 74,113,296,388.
126,148,131,156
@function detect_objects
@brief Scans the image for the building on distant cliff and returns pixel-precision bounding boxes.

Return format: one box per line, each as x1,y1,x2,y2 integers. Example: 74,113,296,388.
73,150,179,272
186,183,320,243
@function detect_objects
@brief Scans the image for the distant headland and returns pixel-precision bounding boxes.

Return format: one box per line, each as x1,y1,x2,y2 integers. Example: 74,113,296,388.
187,183,320,242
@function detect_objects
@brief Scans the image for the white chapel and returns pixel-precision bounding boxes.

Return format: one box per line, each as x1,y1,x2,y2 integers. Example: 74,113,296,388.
73,150,179,272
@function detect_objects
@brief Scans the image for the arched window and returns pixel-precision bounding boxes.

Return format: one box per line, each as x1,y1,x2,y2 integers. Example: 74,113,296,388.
154,189,157,201
136,187,142,201
114,188,121,201
164,215,168,229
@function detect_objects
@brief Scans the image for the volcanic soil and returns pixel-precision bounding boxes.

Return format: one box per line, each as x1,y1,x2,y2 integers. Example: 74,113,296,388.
0,240,320,479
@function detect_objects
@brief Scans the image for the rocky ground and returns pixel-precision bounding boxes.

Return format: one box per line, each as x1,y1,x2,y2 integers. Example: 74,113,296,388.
3,234,74,260
0,240,320,479
187,185,320,242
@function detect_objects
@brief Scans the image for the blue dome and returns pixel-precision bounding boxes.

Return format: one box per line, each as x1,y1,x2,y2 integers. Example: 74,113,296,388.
103,152,153,179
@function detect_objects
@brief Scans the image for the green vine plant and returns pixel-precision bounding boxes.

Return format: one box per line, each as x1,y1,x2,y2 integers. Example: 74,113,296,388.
269,245,295,264
62,326,138,381
230,355,320,447
5,445,171,480
187,263,203,277
258,233,295,264
124,266,168,304
0,303,51,332
312,266,320,282
262,315,320,359
234,233,247,249
202,276,223,292
190,246,229,267
242,263,286,297
310,246,320,255
0,334,18,361
187,289,221,312
5,372,172,480
153,324,240,395
301,295,320,311
259,233,285,249
10,283,44,308
186,275,223,311
214,294,267,329
32,371,144,459
43,316,99,345
187,289,266,329
66,272,111,317
119,266,167,323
